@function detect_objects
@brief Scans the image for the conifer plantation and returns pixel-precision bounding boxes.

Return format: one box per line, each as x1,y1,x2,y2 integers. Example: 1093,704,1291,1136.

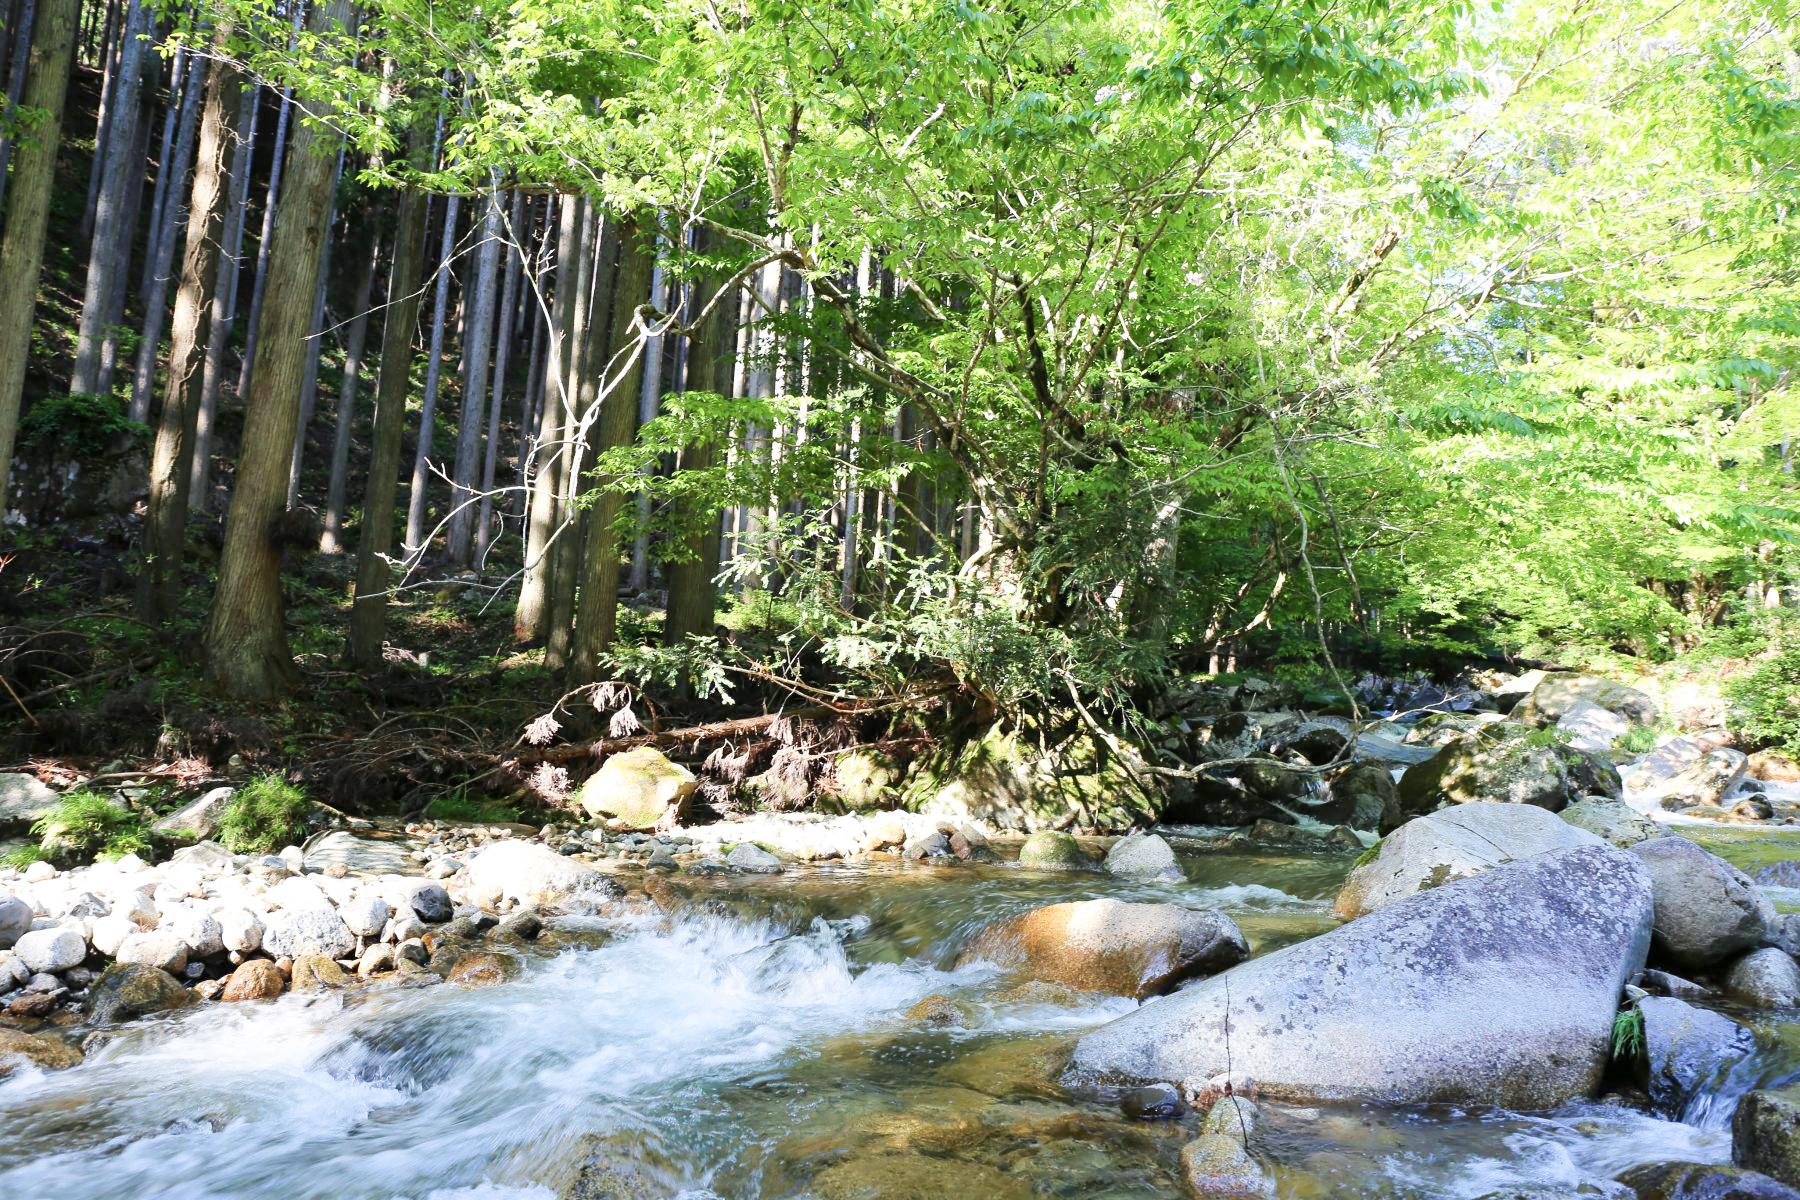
2,2,1800,1197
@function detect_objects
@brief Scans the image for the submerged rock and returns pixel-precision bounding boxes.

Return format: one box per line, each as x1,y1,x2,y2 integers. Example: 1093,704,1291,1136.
1637,996,1754,1115
0,1027,82,1077
1103,832,1183,881
83,963,195,1025
806,1153,1033,1200
957,899,1247,999
575,747,697,830
1070,845,1653,1108
1334,802,1603,920
1629,837,1774,969
1181,1096,1274,1198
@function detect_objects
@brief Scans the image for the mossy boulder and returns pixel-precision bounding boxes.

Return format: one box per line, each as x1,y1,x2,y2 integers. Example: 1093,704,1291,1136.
904,722,1164,833
832,748,901,811
83,962,196,1025
1396,724,1620,820
577,747,697,830
0,1028,83,1077
1017,830,1096,869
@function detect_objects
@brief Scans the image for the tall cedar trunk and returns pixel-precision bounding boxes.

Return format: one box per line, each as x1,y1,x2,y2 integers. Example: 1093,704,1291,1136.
0,0,39,218
128,45,203,422
321,222,381,552
68,0,151,397
137,24,240,621
286,147,344,507
664,261,736,653
348,129,432,668
629,245,668,593
234,60,295,403
138,45,184,312
445,187,502,563
403,189,461,554
474,189,523,562
544,205,610,669
189,82,257,508
0,0,77,510
202,0,349,700
568,215,654,683
514,193,577,642
79,0,117,242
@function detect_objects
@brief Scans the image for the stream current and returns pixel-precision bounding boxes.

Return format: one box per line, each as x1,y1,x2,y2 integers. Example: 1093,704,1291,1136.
0,831,1795,1199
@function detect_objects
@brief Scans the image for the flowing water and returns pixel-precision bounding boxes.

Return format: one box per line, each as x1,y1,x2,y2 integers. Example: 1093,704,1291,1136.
2,831,1798,1199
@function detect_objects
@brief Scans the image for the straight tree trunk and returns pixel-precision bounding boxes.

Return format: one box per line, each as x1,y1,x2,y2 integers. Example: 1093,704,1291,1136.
474,189,523,563
629,240,669,593
347,124,432,669
403,187,461,555
664,257,736,652
320,222,381,553
202,0,350,700
138,44,185,312
68,0,151,397
128,44,203,422
234,21,297,404
0,0,77,511
137,23,240,621
189,81,258,508
286,146,344,507
514,193,576,642
445,186,502,563
0,0,40,219
79,0,117,243
568,215,654,683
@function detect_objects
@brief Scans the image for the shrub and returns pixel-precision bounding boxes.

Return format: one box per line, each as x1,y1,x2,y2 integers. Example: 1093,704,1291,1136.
1725,639,1800,760
1615,725,1659,755
1609,1006,1645,1063
16,392,147,457
26,790,153,865
216,773,310,855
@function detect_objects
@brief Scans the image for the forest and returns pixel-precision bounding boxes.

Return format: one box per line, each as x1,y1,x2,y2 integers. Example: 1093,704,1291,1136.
3,0,1800,1198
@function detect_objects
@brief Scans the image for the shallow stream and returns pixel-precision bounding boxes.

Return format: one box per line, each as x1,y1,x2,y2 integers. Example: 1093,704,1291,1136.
1,830,1797,1199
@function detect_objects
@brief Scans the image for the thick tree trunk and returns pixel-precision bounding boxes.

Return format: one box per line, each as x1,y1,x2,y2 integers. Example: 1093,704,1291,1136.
234,36,297,405
137,24,240,622
568,215,655,683
474,189,523,563
189,81,258,509
543,202,606,668
0,0,38,218
403,189,461,555
664,259,736,653
347,135,431,668
515,194,578,643
68,0,151,397
320,224,381,553
0,0,77,511
127,44,203,422
445,187,502,564
202,0,349,700
286,147,344,507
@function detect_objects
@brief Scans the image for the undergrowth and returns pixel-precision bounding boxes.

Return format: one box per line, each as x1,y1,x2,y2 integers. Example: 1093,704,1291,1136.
217,773,310,854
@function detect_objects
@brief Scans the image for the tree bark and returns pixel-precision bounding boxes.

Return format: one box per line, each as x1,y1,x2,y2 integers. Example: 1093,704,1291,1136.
543,202,606,668
320,220,381,553
347,124,432,668
137,23,240,622
67,0,151,397
189,81,258,508
474,188,523,563
128,43,203,422
0,0,77,511
203,0,350,700
286,146,344,507
568,214,654,682
403,188,461,555
445,186,502,563
0,0,40,219
664,254,736,653
515,193,578,643
233,15,298,405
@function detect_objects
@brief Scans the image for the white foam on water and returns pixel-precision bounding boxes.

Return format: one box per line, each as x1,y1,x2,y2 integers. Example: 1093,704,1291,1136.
1184,882,1318,909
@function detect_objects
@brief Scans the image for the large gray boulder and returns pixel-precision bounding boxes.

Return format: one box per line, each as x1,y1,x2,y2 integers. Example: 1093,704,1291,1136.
1629,836,1774,969
465,840,622,908
1736,1086,1800,1190
956,899,1247,1000
1556,700,1631,753
1515,673,1657,727
152,786,236,841
1334,802,1604,920
1637,995,1754,1116
0,773,56,835
1726,948,1800,1010
1651,748,1748,811
1396,725,1621,820
1103,832,1183,881
1069,846,1653,1108
1559,797,1662,847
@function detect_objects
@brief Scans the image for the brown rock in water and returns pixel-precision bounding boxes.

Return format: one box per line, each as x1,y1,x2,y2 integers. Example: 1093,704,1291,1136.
221,959,286,1002
806,1153,1032,1200
446,951,511,988
290,954,350,991
904,994,963,1028
1614,1161,1800,1199
1181,1096,1275,1198
1750,751,1800,784
0,1027,83,1077
956,898,1246,1000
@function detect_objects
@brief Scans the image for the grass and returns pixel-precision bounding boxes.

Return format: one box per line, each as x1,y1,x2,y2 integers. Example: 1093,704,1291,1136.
426,790,526,825
18,789,153,866
216,773,311,855
1610,1007,1645,1063
1615,725,1660,755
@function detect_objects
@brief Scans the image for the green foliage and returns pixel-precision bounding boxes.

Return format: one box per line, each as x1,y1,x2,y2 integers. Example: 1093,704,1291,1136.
27,790,153,866
1616,726,1660,755
0,842,49,870
1610,1007,1646,1064
426,791,524,825
216,774,310,855
1725,638,1800,759
16,393,147,457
